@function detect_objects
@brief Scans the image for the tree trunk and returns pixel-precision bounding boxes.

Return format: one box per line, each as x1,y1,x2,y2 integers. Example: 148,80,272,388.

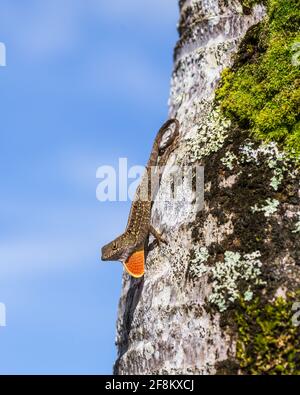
114,0,300,375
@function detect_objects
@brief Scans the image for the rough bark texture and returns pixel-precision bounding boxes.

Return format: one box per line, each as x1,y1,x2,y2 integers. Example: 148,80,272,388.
114,0,300,375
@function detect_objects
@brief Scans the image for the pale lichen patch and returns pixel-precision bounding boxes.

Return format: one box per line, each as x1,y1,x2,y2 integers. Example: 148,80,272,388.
189,248,266,312
221,151,238,170
251,198,280,218
240,141,298,191
189,246,210,278
209,250,265,312
186,105,231,162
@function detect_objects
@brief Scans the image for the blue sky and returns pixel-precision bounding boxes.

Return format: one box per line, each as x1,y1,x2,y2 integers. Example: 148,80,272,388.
0,0,178,374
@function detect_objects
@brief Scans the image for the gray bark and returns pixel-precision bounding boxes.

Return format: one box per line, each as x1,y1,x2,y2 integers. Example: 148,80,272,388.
114,0,300,375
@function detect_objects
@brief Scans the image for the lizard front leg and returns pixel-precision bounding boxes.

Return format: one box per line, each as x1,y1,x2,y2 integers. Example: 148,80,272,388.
149,225,167,246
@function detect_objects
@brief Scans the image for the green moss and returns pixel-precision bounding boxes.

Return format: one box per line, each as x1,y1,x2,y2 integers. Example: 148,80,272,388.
236,294,300,374
216,0,300,159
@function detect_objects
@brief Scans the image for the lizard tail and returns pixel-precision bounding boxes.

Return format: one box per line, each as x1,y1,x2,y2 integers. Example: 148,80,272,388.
146,119,180,169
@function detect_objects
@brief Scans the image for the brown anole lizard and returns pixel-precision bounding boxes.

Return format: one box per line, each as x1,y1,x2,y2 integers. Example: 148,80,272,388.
101,119,180,278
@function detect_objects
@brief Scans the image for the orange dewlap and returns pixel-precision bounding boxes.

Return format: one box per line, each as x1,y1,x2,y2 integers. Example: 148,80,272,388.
124,250,145,278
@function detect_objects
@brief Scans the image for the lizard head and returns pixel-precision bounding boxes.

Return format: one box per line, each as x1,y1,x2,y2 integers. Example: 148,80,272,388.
101,235,131,262
101,236,145,278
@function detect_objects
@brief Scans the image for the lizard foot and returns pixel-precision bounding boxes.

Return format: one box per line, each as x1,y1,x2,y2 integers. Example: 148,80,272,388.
149,225,168,246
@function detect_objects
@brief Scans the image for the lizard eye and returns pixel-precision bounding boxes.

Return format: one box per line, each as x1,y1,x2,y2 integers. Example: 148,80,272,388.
112,242,118,250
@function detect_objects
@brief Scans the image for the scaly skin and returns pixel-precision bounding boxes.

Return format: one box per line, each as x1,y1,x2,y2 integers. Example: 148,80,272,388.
101,119,180,266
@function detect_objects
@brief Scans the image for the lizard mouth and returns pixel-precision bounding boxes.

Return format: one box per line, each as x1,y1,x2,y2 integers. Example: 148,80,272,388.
101,248,110,261
101,248,121,262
